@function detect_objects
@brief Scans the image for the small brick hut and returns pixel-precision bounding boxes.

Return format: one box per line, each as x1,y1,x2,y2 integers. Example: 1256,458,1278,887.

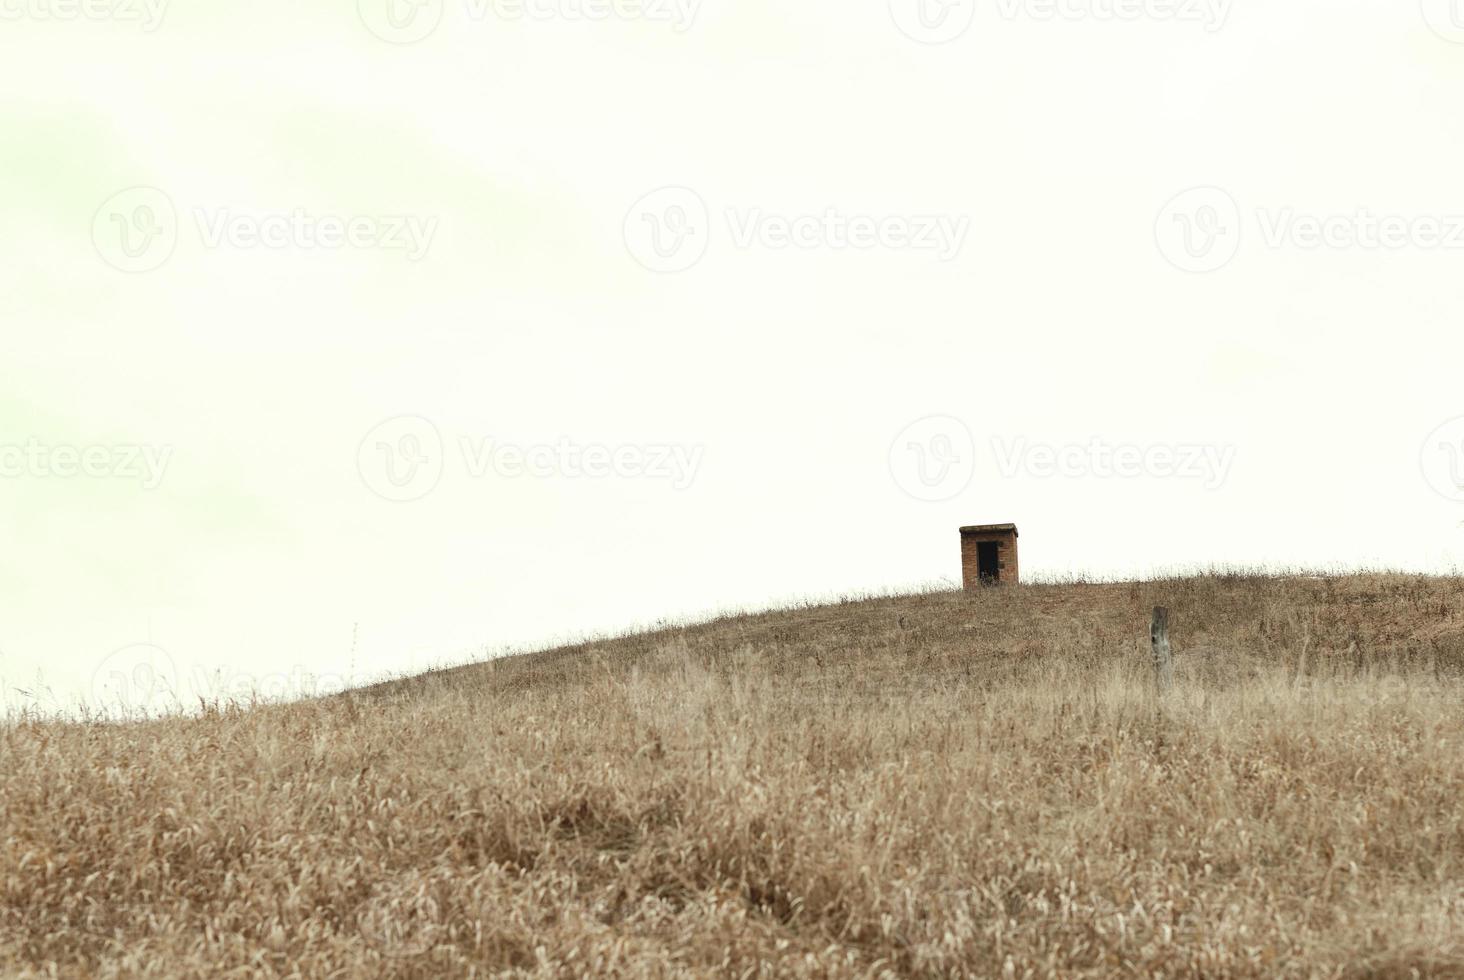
960,524,1019,589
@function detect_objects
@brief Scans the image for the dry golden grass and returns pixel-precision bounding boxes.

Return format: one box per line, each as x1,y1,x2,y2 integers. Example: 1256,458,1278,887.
5,572,1464,978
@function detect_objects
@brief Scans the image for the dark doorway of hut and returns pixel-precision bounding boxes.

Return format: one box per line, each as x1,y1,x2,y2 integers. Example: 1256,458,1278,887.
977,541,1001,585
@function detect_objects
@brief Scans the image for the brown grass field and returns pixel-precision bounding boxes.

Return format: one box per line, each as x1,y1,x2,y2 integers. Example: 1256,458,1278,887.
5,572,1464,978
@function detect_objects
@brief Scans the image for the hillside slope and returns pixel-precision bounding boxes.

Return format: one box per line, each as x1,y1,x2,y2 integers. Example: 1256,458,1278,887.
5,573,1464,978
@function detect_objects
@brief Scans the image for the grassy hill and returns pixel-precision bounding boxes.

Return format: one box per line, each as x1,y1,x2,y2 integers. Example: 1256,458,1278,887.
5,573,1464,977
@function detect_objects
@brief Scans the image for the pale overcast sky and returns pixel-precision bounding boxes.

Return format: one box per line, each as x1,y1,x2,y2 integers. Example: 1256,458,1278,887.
5,0,1464,715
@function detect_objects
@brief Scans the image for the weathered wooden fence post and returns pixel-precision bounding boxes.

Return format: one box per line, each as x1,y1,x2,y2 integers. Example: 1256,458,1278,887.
1151,606,1174,693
